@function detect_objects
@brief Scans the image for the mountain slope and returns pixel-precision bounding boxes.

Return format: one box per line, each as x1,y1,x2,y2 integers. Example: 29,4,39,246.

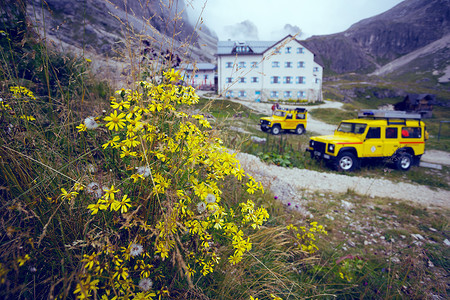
26,0,217,67
303,0,450,75
370,34,450,77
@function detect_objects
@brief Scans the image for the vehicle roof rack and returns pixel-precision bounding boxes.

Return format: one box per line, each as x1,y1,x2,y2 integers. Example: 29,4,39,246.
358,109,422,120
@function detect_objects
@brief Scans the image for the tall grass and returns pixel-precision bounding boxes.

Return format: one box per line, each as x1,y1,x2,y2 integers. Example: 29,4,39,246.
0,1,332,299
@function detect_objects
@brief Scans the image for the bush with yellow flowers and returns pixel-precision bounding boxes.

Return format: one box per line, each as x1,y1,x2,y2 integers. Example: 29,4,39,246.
286,222,327,255
71,69,269,299
0,86,37,129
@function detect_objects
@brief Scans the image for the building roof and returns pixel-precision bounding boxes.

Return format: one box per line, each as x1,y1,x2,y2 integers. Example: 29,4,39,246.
216,35,320,65
181,63,216,71
217,40,276,55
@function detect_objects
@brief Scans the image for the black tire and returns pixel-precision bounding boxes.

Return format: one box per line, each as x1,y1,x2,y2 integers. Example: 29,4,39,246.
295,125,305,135
260,126,269,132
271,125,281,135
336,151,359,171
395,152,413,171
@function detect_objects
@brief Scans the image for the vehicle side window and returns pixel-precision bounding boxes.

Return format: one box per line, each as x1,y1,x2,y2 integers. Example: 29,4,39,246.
401,127,421,138
286,114,293,119
386,127,397,139
296,113,305,119
355,124,367,134
366,127,380,139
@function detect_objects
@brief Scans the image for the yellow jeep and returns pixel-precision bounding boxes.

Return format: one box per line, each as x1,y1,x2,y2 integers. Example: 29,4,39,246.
260,107,307,135
307,110,428,171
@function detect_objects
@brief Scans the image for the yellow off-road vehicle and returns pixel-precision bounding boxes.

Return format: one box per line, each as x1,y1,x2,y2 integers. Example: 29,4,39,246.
307,110,428,171
260,107,307,135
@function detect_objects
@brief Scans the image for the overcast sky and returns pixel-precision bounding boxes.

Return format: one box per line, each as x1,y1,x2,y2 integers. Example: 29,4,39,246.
186,0,405,40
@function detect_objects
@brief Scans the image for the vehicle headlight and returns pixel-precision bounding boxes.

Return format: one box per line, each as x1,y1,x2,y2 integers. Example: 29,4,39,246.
309,140,315,147
328,144,335,153
268,122,271,125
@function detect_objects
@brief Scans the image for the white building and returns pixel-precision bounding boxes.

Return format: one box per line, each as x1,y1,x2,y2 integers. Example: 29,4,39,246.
179,63,216,90
217,35,323,102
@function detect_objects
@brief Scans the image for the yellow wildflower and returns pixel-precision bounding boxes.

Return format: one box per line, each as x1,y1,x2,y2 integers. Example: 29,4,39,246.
104,110,126,131
76,123,87,132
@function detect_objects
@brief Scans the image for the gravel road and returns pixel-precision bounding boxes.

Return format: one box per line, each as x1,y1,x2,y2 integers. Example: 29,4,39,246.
236,152,449,209
222,97,450,209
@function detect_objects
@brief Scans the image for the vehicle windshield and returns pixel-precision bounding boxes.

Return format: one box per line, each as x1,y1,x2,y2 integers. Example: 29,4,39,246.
337,122,367,134
274,110,286,117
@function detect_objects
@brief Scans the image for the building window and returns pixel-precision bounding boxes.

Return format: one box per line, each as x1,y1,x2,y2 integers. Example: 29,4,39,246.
226,62,233,68
251,61,258,68
272,61,280,68
285,47,291,53
284,91,292,98
225,91,234,97
284,76,293,84
298,61,305,68
297,91,306,98
238,62,246,68
296,76,306,84
313,66,319,72
226,77,233,83
239,91,246,97
239,77,246,83
251,77,259,83
270,91,279,98
271,76,280,84
285,62,293,68
273,47,281,54
315,78,320,84
297,47,304,54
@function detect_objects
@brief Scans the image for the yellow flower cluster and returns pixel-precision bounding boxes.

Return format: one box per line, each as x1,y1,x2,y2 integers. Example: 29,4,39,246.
76,69,268,299
286,222,327,254
1,86,36,122
9,86,36,100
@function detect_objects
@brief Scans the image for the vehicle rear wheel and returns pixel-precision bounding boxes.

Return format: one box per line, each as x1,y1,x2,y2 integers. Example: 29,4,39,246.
395,152,412,171
295,125,305,135
271,125,281,135
336,152,359,171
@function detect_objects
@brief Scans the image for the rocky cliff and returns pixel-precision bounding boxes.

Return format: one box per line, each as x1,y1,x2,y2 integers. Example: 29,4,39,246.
303,0,450,76
26,0,217,65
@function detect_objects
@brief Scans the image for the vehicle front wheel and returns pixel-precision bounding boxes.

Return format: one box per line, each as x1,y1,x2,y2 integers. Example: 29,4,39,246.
271,125,281,135
336,152,359,171
260,126,269,132
295,125,305,135
395,152,413,171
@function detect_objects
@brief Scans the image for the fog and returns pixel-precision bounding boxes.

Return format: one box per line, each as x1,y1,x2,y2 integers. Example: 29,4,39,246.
186,0,405,40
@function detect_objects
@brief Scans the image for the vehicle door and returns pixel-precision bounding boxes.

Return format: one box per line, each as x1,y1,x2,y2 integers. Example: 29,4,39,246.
383,127,400,156
363,127,383,157
284,113,295,129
